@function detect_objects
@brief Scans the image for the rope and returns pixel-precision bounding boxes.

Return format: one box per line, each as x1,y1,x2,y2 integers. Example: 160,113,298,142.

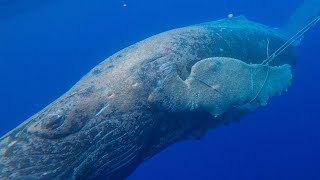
262,15,320,65
248,15,320,104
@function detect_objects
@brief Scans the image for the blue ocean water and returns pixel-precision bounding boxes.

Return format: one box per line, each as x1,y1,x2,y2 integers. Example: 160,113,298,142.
0,0,319,179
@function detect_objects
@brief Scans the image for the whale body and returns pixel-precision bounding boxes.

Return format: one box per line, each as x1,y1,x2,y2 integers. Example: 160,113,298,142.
0,16,295,179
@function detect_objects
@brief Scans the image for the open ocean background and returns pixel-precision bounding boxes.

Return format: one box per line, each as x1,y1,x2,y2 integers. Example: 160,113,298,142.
0,0,319,179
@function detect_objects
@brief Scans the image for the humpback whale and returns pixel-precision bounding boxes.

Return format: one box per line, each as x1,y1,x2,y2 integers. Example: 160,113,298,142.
0,14,319,179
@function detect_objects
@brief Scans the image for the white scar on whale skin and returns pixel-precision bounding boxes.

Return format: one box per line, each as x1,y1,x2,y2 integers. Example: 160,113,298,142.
0,140,17,156
0,137,10,155
96,106,107,117
7,141,17,148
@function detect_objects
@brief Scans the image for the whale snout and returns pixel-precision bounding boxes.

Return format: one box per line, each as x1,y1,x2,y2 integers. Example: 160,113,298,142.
184,57,292,117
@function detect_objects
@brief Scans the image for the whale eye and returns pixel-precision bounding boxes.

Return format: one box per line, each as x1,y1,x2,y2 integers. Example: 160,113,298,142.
43,114,65,130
